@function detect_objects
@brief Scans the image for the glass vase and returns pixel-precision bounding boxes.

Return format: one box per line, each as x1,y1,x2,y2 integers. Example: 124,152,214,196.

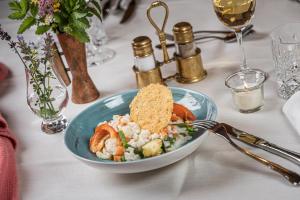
25,62,69,134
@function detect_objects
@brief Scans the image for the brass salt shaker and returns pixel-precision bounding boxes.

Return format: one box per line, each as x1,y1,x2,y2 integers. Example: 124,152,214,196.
173,22,207,83
132,36,164,88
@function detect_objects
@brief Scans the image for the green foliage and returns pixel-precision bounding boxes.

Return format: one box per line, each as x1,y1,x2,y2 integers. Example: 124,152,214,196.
36,25,51,35
8,0,28,19
30,4,38,17
17,16,36,34
8,0,103,43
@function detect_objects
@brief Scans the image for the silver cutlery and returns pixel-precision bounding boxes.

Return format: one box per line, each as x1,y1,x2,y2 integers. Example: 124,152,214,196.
224,125,300,166
155,26,254,49
165,24,253,41
171,120,300,186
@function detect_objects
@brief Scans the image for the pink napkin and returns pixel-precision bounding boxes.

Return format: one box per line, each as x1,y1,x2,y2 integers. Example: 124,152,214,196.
0,63,9,81
0,114,18,200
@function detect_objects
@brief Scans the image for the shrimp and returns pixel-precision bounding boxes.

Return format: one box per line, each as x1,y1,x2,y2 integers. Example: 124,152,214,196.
89,123,123,155
172,103,196,121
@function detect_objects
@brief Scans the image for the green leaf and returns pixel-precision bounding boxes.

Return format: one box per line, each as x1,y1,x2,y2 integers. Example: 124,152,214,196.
63,25,73,34
73,4,81,11
19,0,29,14
8,1,26,19
88,7,101,21
90,0,102,15
8,12,26,20
53,13,63,24
86,12,93,17
71,18,90,29
67,26,90,43
60,10,69,19
30,5,38,17
17,16,36,34
69,0,75,9
8,1,21,11
72,29,90,43
71,11,87,19
35,25,51,35
62,0,71,13
89,0,102,21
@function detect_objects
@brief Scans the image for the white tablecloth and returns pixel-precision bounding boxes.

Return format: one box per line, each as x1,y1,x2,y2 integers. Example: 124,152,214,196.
1,0,300,199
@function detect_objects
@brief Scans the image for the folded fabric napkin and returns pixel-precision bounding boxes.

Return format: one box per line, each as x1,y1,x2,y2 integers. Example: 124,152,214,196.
283,91,300,135
0,114,18,200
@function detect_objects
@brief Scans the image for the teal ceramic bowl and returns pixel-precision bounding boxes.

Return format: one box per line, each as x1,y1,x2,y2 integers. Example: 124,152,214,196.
64,87,217,173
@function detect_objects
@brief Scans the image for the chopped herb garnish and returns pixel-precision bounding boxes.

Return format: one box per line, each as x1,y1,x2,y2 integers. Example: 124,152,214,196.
134,148,144,158
121,155,126,162
118,130,129,148
161,141,167,153
165,136,176,145
175,123,197,136
186,126,196,135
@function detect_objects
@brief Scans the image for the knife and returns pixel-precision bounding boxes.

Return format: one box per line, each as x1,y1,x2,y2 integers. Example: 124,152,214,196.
228,127,300,166
120,0,136,24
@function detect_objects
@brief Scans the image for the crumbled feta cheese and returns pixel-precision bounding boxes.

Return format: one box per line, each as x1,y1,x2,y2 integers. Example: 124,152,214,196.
150,133,160,140
120,114,130,125
128,139,138,148
136,129,151,148
105,138,117,155
96,148,112,160
124,147,140,161
163,140,170,147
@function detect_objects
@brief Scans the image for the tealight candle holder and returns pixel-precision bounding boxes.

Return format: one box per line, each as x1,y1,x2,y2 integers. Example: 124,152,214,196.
225,69,267,113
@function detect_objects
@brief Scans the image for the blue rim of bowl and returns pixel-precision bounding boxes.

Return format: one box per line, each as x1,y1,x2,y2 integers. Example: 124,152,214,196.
64,87,218,165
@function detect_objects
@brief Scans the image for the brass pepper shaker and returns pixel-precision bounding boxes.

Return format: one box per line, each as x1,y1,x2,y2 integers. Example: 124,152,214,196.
173,22,207,83
132,36,164,88
173,22,197,58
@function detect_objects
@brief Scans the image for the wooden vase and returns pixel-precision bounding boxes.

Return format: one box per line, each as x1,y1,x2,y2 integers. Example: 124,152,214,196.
57,33,100,104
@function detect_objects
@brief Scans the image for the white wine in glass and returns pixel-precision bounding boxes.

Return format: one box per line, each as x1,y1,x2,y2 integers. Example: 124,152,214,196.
212,0,256,70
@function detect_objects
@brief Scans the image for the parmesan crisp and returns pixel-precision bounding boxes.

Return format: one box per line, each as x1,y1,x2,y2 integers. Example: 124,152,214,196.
130,84,173,133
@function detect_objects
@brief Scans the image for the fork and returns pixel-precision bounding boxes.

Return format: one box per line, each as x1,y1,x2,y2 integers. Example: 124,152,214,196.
165,24,253,41
155,28,254,49
174,120,300,186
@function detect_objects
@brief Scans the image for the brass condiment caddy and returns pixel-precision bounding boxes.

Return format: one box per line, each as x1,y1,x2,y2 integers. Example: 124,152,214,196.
131,1,207,88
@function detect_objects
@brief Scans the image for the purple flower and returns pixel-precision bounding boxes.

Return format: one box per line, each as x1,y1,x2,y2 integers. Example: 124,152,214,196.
38,0,54,17
0,25,11,41
9,41,16,48
17,35,24,41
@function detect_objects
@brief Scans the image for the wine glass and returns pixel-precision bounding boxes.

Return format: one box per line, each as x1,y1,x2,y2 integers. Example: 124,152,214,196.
212,0,256,71
86,16,116,67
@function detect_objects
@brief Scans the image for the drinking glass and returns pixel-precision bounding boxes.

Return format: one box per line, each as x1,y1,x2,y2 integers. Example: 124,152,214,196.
212,0,256,70
86,16,116,67
271,23,300,99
